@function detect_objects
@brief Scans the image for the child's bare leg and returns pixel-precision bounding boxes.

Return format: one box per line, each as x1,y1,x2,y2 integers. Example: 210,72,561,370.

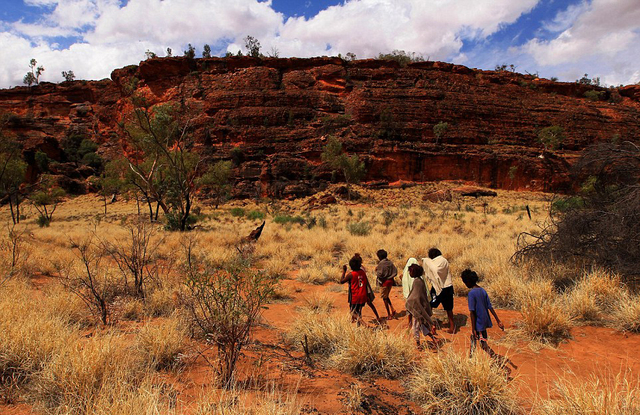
469,334,478,357
446,310,455,333
386,298,397,316
367,301,381,320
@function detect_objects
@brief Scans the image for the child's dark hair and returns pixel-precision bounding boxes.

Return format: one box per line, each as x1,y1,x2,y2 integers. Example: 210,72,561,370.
408,264,424,278
349,255,362,271
376,249,388,260
461,269,479,287
428,248,442,259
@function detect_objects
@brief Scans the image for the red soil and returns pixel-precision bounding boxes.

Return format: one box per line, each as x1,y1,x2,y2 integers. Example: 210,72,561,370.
3,274,640,414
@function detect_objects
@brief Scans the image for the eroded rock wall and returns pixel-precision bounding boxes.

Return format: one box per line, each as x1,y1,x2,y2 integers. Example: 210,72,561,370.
1,57,639,197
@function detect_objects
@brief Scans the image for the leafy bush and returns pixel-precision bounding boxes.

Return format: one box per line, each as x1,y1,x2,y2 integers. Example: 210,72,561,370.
537,126,565,151
377,50,424,66
584,90,605,101
164,211,197,231
180,251,275,387
346,222,371,236
273,214,305,225
246,210,265,220
229,207,245,217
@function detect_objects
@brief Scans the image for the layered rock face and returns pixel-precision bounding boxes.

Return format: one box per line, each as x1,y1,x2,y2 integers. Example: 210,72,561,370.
1,57,639,197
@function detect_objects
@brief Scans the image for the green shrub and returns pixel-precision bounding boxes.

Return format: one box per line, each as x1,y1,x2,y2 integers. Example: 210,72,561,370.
552,197,585,213
346,222,371,236
246,210,265,220
36,214,50,228
229,207,245,217
273,215,305,225
538,126,565,151
164,212,198,231
584,90,605,101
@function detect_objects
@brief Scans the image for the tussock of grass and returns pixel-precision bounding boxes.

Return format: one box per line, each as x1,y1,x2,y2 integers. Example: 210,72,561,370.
287,312,414,378
563,269,621,323
406,350,521,415
0,281,78,383
297,260,337,285
194,383,301,415
613,292,640,333
300,292,334,313
136,316,187,370
537,372,640,415
30,332,149,413
145,285,179,317
517,290,573,345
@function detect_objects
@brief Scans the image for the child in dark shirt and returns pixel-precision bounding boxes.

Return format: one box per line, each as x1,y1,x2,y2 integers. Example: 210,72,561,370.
461,269,504,355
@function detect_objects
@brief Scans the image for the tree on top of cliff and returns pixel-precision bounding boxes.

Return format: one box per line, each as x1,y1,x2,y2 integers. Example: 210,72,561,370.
244,36,261,58
202,44,212,58
321,136,366,200
184,44,196,59
121,97,204,231
377,50,424,67
23,58,44,87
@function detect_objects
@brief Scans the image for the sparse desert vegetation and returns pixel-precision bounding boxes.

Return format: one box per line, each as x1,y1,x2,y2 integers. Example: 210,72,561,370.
1,183,640,414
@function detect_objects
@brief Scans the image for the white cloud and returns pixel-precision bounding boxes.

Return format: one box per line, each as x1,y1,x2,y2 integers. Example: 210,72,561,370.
523,0,640,85
4,0,639,89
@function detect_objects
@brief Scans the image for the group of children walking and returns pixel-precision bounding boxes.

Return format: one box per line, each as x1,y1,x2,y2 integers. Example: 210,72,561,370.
340,248,504,353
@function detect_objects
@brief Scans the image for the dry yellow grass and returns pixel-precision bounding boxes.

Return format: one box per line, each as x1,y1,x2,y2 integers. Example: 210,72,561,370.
193,386,301,415
563,269,622,323
30,332,149,413
516,289,573,345
136,315,188,370
2,188,639,413
287,311,415,378
537,372,640,415
300,292,334,313
406,349,521,415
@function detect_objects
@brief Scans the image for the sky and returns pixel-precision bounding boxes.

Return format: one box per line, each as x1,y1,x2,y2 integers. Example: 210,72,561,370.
0,0,639,88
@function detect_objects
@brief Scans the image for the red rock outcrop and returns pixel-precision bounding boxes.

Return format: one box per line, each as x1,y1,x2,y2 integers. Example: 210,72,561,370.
1,56,639,196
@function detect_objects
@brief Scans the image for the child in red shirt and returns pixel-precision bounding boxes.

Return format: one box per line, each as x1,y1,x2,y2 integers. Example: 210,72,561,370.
341,256,369,325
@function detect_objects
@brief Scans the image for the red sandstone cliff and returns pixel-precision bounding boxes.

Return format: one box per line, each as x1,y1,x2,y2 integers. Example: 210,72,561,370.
1,56,639,197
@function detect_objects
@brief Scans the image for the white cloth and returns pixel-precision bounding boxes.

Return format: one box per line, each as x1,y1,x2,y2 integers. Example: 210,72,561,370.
402,257,429,299
422,255,452,296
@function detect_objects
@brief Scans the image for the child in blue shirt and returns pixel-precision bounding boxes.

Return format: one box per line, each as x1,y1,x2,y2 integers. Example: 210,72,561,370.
461,269,504,355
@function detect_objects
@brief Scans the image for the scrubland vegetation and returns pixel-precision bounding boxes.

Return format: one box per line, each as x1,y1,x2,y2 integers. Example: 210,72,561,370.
1,183,639,414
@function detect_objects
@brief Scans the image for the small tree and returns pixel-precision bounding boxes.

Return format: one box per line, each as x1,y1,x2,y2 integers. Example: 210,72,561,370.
198,160,233,209
121,99,204,230
0,129,27,224
202,44,212,58
433,121,449,144
95,158,127,215
244,35,261,58
144,50,157,60
59,237,115,325
180,242,275,387
321,136,366,200
23,59,44,86
538,126,565,151
61,70,75,82
184,44,196,59
30,178,65,227
102,219,162,299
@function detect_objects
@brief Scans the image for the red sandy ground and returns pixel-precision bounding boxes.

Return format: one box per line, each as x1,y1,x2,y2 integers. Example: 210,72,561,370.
3,274,640,414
